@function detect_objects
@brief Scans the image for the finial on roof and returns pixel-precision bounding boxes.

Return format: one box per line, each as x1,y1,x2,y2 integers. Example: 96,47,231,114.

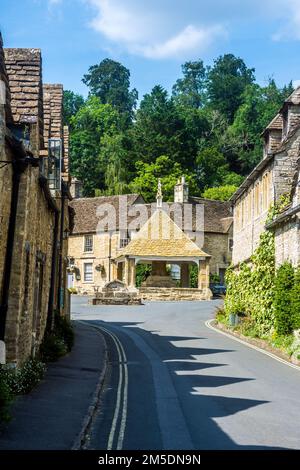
156,178,163,208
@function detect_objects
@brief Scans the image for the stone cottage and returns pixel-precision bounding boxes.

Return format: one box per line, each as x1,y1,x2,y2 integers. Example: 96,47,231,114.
231,87,300,268
0,36,71,365
68,178,233,297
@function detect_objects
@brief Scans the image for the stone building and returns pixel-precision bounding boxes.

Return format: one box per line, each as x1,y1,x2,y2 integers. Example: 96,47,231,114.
68,178,232,297
231,87,300,267
0,36,71,365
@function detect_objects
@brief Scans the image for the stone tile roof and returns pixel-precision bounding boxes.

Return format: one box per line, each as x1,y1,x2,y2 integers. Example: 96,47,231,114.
70,195,232,236
43,84,63,148
69,194,144,234
263,113,283,134
118,209,210,259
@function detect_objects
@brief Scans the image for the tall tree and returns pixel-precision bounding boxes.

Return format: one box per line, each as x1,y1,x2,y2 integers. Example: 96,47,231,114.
207,54,255,122
82,58,138,123
63,90,85,126
172,60,206,109
69,96,122,196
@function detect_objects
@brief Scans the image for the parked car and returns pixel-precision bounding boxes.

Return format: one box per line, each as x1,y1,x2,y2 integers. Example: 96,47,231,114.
210,283,226,296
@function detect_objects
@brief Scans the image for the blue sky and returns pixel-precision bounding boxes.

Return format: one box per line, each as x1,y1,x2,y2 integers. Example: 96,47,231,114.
1,0,300,99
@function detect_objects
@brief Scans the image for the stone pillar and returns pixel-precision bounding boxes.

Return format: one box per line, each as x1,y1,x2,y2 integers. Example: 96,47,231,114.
180,263,190,288
124,257,130,286
198,259,209,290
129,259,136,288
117,262,123,281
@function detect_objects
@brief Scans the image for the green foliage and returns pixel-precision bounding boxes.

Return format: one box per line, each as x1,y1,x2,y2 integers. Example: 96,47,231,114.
63,90,85,126
189,264,198,288
0,367,13,422
210,273,221,284
40,314,74,362
266,193,291,224
135,264,152,288
291,268,300,330
82,58,138,123
225,230,276,335
129,155,198,202
66,54,293,199
207,54,255,122
202,185,237,201
172,60,206,109
274,262,295,335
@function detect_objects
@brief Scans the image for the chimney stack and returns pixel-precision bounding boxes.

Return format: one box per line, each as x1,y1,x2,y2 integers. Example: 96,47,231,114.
174,176,189,203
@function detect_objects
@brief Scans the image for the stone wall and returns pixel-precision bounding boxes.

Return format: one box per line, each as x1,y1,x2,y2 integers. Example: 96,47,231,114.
68,232,120,294
274,216,300,267
1,45,70,365
203,230,232,276
232,165,274,265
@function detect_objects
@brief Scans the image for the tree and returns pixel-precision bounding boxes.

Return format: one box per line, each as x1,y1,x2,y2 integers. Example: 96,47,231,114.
172,60,206,109
196,147,229,190
129,155,198,202
82,58,138,123
69,96,122,196
63,90,85,126
131,85,207,170
202,185,237,201
207,54,255,122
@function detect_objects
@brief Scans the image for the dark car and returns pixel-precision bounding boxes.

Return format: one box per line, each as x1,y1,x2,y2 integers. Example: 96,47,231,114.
210,283,226,296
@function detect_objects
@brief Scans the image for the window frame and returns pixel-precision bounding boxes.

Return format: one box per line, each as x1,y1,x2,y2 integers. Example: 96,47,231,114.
83,234,94,253
83,262,93,283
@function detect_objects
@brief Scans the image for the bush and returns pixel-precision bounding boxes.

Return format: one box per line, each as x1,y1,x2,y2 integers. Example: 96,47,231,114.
291,268,300,330
39,334,68,362
54,314,74,352
0,368,13,422
274,262,294,335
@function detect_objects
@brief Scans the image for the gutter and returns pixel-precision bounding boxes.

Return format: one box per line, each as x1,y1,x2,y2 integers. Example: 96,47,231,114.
265,203,300,229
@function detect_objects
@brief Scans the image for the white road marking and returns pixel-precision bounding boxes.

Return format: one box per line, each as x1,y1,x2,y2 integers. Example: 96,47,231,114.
90,324,129,450
205,319,300,372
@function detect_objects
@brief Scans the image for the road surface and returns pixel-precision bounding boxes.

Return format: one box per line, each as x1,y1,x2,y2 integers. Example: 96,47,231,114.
71,297,300,450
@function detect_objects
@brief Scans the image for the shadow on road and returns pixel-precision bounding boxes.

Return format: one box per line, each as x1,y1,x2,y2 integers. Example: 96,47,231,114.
85,319,287,450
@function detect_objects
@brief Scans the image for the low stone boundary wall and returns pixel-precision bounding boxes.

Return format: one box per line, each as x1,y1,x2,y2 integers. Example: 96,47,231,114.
139,287,212,301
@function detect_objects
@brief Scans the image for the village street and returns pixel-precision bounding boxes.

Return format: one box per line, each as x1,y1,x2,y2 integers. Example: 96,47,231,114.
72,297,300,450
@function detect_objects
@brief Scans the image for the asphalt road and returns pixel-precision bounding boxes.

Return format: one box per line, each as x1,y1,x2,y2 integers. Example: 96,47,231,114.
71,297,300,450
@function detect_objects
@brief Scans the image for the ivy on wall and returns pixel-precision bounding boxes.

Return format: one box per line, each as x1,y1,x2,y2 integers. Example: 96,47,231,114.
225,230,275,335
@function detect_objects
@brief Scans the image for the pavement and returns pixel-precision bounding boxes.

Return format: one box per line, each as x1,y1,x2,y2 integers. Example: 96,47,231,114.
0,321,106,450
72,296,300,450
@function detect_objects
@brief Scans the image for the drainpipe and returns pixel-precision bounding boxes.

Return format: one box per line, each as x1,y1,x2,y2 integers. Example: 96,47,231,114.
47,209,59,331
56,183,66,314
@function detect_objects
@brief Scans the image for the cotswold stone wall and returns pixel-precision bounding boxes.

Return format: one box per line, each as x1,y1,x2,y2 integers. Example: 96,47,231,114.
0,35,13,305
68,233,120,294
2,48,64,365
203,231,232,276
274,216,300,267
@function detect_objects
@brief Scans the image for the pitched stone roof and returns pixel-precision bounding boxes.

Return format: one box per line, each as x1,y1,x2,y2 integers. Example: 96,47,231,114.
118,209,210,259
69,194,144,234
262,113,283,135
70,195,232,235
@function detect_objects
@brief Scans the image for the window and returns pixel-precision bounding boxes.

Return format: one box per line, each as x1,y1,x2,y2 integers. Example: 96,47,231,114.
84,263,93,282
84,235,93,252
48,138,62,191
228,238,234,251
119,231,130,249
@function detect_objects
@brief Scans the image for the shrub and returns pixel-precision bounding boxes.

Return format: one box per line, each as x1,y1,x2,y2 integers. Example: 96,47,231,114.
274,262,294,335
39,334,68,362
54,314,74,352
291,267,300,330
0,367,13,423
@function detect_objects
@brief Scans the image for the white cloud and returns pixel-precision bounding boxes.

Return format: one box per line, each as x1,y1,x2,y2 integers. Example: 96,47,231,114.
139,25,226,60
86,0,226,59
272,0,300,40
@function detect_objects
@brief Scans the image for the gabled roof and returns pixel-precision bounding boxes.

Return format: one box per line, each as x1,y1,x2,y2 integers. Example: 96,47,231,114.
262,113,283,136
117,208,210,259
69,194,144,234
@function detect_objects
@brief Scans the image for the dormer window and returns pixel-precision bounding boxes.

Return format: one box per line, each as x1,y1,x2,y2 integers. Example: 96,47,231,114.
282,109,288,139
